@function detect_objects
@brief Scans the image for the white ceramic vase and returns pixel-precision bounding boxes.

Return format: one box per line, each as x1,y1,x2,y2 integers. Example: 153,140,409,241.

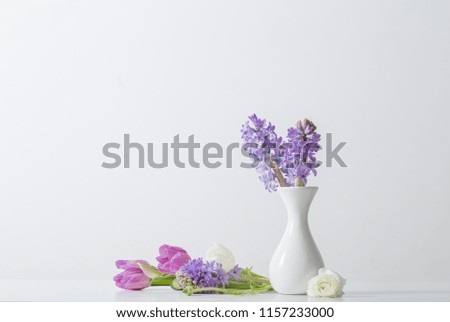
269,186,324,294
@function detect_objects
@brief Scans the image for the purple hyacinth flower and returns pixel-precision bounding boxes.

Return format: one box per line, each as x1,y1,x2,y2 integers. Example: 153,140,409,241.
241,114,282,192
242,115,322,190
281,119,321,186
177,258,243,291
227,265,244,281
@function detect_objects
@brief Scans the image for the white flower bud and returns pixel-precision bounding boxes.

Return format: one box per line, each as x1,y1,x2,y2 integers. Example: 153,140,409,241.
204,243,235,272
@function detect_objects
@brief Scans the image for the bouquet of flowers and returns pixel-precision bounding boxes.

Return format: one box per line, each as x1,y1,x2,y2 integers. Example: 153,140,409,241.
241,114,321,192
114,243,272,296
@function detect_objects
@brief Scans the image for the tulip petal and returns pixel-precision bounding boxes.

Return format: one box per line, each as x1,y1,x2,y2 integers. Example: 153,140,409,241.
138,263,161,279
156,244,191,274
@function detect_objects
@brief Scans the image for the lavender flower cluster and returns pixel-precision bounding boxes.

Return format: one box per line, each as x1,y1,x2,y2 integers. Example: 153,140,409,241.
241,114,321,192
240,115,282,191
177,258,243,289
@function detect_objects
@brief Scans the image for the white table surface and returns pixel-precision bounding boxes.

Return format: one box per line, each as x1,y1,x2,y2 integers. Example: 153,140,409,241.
0,280,449,302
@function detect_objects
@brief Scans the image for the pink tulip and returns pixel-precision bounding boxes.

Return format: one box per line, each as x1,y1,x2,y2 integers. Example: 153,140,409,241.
113,260,152,290
156,244,191,274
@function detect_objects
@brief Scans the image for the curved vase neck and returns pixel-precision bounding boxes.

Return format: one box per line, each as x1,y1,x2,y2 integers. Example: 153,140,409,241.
278,187,318,221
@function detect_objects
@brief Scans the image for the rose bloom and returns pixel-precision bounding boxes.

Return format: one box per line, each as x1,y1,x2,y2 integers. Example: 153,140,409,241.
307,268,345,297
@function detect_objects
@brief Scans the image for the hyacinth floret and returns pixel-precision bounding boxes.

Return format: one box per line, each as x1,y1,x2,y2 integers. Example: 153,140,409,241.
177,258,243,291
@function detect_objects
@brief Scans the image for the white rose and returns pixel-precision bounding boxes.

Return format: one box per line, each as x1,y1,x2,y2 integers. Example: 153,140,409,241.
204,243,235,272
307,268,345,298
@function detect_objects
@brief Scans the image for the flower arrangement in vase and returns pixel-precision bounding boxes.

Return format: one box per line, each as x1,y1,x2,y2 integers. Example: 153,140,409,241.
241,114,344,296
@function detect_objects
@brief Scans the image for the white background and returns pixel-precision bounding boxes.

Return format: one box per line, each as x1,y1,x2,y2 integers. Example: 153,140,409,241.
1,0,449,293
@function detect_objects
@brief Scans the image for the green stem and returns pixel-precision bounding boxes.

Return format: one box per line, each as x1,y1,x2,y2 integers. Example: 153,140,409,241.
248,276,271,284
295,177,305,187
240,271,271,285
249,271,267,279
227,281,254,289
184,284,273,296
151,275,175,286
